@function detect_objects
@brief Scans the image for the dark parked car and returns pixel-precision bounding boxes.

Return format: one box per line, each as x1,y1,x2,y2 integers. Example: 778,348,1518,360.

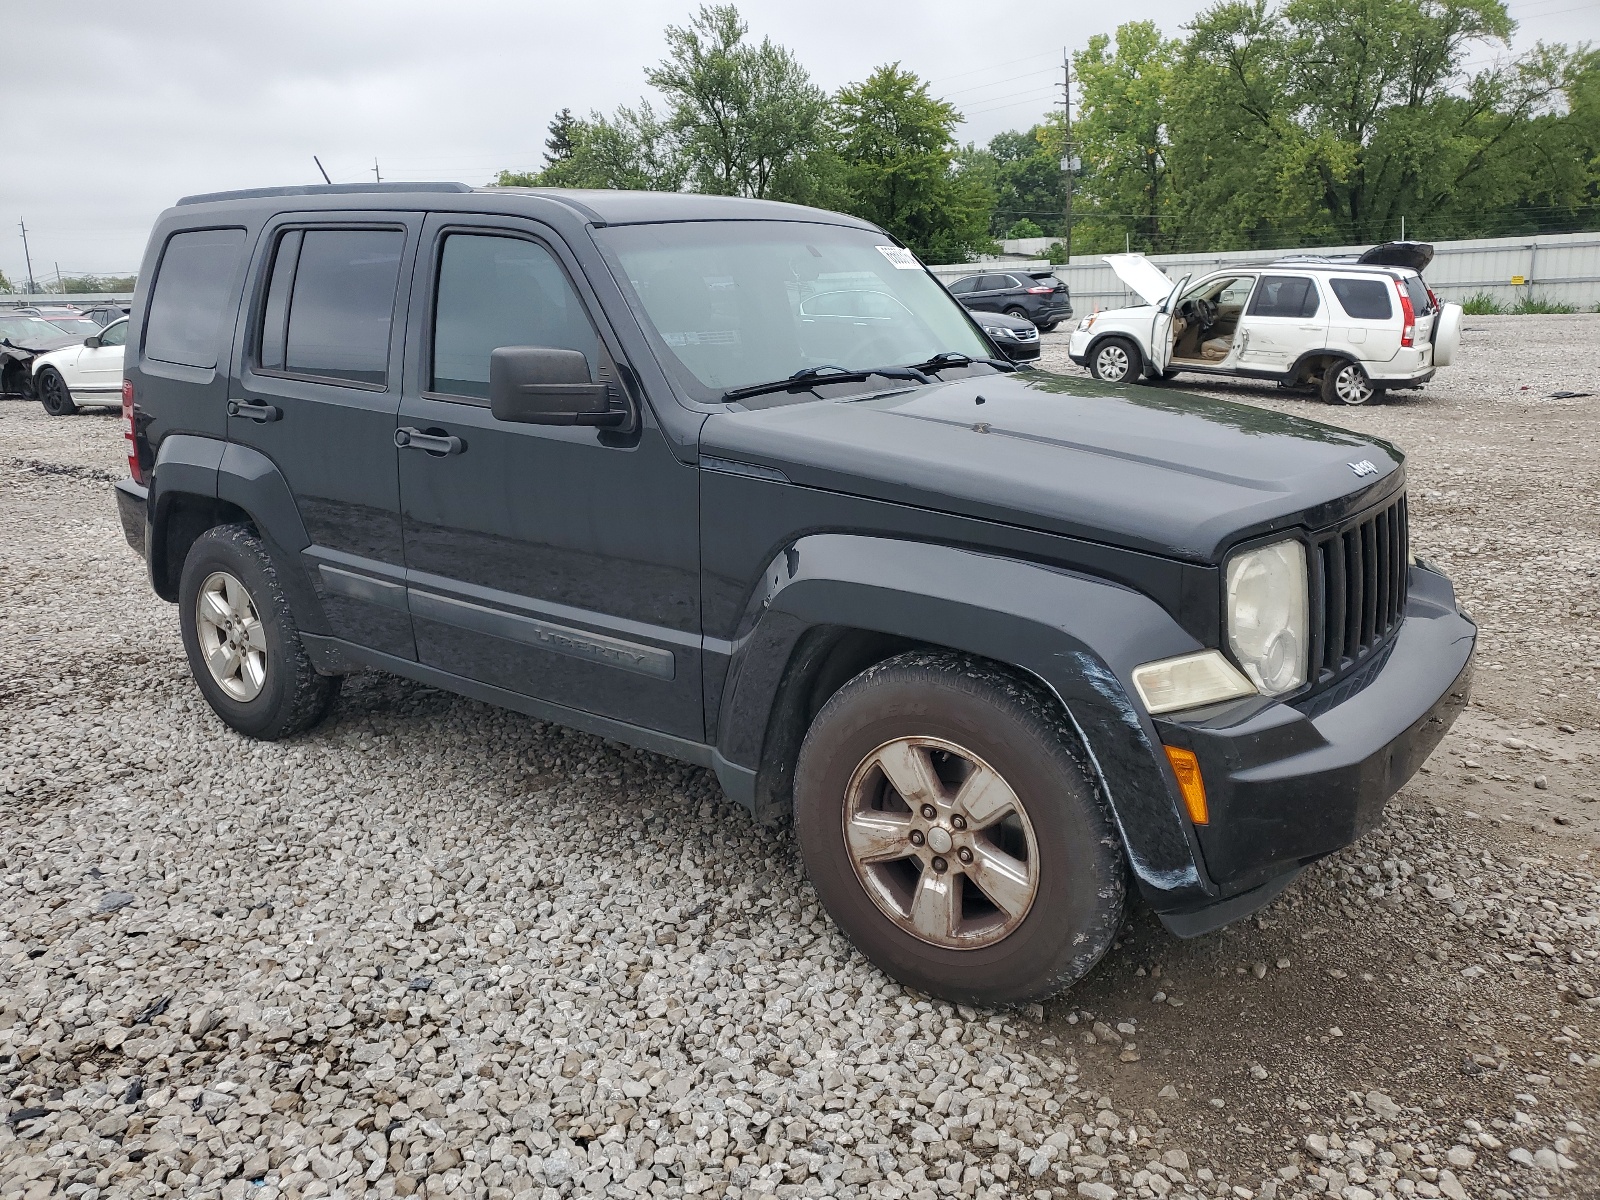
78,303,132,328
115,183,1473,1005
0,313,83,397
971,309,1040,362
948,269,1072,330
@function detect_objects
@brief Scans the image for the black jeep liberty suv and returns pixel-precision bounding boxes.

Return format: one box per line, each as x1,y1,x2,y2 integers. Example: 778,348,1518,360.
114,183,1475,1004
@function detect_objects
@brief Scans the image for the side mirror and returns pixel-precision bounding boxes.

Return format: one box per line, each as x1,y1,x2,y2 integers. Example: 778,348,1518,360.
488,346,625,427
84,335,103,349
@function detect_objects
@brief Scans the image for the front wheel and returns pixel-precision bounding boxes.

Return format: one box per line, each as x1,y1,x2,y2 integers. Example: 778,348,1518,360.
36,367,77,416
794,651,1126,1005
1089,336,1139,383
178,525,341,740
1323,360,1376,405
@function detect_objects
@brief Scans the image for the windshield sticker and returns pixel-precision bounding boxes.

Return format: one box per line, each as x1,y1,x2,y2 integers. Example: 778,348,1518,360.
875,245,921,270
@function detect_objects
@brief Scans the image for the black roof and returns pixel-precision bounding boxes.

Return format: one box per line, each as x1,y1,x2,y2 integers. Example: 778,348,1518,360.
172,182,879,230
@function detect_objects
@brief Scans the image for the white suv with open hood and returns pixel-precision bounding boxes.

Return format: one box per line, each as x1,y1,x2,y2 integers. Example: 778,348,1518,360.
1067,242,1463,405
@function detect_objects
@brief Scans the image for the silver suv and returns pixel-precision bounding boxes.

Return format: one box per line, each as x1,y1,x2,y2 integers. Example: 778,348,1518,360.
1068,242,1464,405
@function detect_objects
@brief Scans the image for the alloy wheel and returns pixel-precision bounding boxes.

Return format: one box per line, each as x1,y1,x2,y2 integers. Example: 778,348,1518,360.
195,570,268,702
1094,344,1131,381
842,736,1040,949
1333,364,1374,405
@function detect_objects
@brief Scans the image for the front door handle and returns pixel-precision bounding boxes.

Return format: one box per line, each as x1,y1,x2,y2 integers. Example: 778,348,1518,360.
226,400,281,423
395,427,466,456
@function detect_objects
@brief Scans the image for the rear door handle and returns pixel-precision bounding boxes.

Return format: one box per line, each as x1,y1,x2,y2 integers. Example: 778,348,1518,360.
395,427,466,456
226,400,281,423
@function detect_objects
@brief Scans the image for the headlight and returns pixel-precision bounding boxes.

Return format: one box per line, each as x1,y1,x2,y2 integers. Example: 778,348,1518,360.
1226,539,1309,695
1131,650,1256,715
988,327,1016,339
1077,316,1096,332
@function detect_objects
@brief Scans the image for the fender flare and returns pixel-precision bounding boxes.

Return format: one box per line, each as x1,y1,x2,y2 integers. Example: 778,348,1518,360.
1286,347,1362,384
147,434,329,635
715,533,1218,909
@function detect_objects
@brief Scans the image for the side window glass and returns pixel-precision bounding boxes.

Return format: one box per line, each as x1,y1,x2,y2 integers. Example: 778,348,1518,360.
1330,278,1393,320
948,277,976,295
282,229,404,386
1248,275,1318,319
258,230,301,371
100,320,129,347
431,233,600,400
1217,278,1254,307
144,227,248,368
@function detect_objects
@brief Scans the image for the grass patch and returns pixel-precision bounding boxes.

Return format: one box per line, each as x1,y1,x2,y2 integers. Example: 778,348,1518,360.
1461,291,1505,315
1510,292,1578,315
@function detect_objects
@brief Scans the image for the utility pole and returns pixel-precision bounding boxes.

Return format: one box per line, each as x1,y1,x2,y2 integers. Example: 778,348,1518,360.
54,262,63,295
19,219,36,295
1059,50,1076,265
373,158,382,183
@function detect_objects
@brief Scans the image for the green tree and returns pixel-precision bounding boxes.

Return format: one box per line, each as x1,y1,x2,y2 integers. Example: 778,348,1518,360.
1069,22,1182,251
495,104,684,191
981,127,1067,238
544,108,578,167
833,64,995,261
645,4,827,197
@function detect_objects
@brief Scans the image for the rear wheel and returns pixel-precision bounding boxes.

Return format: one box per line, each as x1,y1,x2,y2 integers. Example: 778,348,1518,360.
1004,306,1029,320
1089,336,1139,383
794,651,1126,1005
1039,321,1060,333
36,368,77,416
178,524,340,740
1323,360,1376,405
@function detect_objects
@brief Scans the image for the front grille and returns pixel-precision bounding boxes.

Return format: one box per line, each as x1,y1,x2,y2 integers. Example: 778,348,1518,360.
1310,493,1408,683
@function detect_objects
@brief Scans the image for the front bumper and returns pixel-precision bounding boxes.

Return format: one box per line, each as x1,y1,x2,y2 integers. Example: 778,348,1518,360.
1151,562,1474,933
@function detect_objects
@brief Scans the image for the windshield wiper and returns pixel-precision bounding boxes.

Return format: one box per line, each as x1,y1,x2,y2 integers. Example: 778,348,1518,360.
906,351,1017,374
721,363,932,403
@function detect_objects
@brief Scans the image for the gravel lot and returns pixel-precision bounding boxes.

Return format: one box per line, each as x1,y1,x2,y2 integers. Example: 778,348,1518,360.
2,314,1598,1200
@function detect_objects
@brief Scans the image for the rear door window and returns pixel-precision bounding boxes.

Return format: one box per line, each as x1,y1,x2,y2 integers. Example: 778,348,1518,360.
271,229,405,386
1247,275,1319,318
947,277,978,295
1330,278,1393,320
144,227,248,368
430,232,600,401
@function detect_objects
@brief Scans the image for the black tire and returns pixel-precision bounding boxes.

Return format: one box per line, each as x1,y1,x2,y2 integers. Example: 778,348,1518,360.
36,367,77,416
178,524,340,740
1004,306,1029,320
794,651,1126,1005
1039,321,1060,333
1321,360,1376,405
1089,336,1140,383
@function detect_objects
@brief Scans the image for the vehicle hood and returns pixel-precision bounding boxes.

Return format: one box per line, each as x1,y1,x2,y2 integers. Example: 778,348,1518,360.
974,311,1036,332
1104,253,1178,307
1359,241,1434,272
0,333,78,358
701,370,1403,562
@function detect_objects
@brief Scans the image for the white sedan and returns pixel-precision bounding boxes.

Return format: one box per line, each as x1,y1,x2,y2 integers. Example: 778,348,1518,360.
31,317,127,415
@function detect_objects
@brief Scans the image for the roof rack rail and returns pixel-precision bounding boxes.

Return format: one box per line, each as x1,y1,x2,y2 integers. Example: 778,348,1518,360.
176,182,474,206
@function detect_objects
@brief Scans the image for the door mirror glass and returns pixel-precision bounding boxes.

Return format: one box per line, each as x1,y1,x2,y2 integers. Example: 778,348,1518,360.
489,346,622,426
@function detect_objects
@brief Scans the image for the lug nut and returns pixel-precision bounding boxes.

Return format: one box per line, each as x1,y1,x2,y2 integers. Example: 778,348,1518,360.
909,829,925,847
920,804,937,820
951,814,967,830
957,847,973,864
931,856,948,873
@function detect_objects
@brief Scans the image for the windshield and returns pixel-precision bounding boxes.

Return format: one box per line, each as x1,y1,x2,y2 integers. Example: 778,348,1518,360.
48,318,100,335
596,221,990,398
0,315,71,343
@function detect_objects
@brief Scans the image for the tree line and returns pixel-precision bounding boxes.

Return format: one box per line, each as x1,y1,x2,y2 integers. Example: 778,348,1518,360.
499,1,1600,262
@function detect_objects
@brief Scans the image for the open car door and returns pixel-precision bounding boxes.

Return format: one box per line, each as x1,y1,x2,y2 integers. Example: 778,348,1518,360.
1148,273,1190,376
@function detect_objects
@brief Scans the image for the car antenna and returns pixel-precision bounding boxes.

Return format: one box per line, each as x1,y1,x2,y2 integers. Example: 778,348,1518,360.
313,156,332,184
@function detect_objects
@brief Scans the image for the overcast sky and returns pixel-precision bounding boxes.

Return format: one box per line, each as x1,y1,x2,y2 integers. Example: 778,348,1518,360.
4,0,1593,287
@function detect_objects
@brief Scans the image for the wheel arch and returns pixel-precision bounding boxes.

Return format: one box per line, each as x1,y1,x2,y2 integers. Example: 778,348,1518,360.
1286,347,1361,385
714,533,1218,909
146,435,330,636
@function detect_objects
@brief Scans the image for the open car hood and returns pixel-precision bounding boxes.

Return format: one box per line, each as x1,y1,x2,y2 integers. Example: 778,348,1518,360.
1358,241,1434,272
1103,253,1177,308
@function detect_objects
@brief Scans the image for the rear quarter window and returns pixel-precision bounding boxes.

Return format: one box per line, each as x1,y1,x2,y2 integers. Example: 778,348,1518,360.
1329,277,1393,321
1403,275,1433,315
144,227,248,368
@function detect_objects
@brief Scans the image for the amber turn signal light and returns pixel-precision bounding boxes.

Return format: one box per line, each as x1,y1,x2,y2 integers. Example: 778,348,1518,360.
1163,745,1209,825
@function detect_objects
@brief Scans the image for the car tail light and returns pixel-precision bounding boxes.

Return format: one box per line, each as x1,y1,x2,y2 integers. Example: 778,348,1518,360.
1395,280,1415,347
1025,285,1053,294
122,379,143,485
